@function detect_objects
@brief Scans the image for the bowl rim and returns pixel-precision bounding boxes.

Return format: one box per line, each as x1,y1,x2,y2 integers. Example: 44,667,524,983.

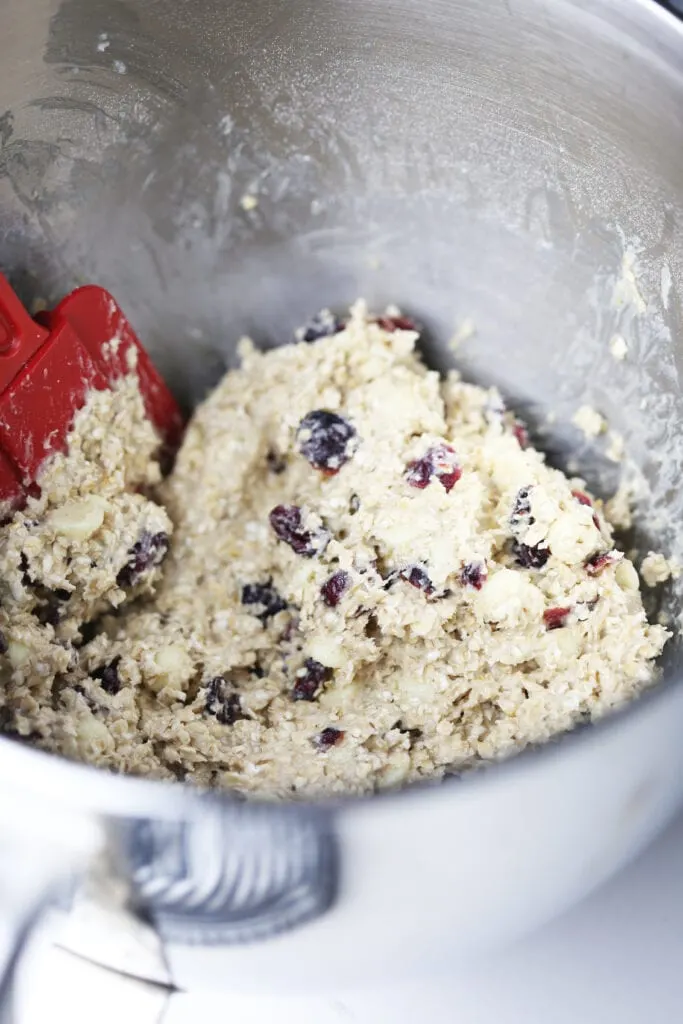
2,0,683,825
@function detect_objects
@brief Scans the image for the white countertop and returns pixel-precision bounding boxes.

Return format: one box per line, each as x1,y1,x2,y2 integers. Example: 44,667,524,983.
15,809,683,1024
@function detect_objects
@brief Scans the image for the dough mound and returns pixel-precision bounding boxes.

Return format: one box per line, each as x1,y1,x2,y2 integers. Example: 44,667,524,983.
0,303,668,798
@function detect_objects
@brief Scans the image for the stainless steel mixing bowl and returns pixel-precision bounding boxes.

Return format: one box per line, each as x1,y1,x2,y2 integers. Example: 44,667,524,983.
2,0,683,1013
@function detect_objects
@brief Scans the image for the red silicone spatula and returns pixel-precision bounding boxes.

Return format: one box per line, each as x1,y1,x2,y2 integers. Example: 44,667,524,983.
0,273,184,511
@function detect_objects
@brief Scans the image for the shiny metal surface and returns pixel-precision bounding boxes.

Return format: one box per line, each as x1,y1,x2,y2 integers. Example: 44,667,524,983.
2,0,683,1005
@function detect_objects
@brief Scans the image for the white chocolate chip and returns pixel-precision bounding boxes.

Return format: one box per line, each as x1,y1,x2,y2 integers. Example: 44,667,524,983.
7,640,30,668
616,559,640,592
146,643,194,691
475,569,544,625
396,670,440,703
306,636,344,669
49,496,108,540
546,512,600,565
380,750,411,787
76,715,115,755
220,771,247,788
554,628,581,658
246,688,277,712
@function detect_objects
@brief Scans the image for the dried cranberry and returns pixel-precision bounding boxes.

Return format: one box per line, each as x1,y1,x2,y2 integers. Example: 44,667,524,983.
404,457,432,489
314,726,344,750
0,630,6,655
36,602,62,627
79,621,99,646
296,310,344,343
3,728,43,744
269,505,329,557
510,487,534,527
364,611,380,639
241,581,287,621
296,410,358,475
512,421,529,449
585,551,617,576
544,607,571,630
266,449,287,474
72,684,98,712
117,531,170,588
35,587,71,627
376,315,418,333
279,616,299,644
572,490,601,530
320,570,351,607
92,656,122,695
292,658,332,701
205,676,245,725
382,571,397,591
513,541,550,569
19,553,32,587
405,444,462,493
395,721,423,744
461,562,487,590
400,565,435,595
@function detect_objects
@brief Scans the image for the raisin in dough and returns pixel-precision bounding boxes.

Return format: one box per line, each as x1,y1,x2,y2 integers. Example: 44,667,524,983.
0,303,669,797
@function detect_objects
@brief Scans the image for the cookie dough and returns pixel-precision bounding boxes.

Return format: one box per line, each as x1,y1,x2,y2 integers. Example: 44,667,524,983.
0,374,172,773
0,303,669,798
